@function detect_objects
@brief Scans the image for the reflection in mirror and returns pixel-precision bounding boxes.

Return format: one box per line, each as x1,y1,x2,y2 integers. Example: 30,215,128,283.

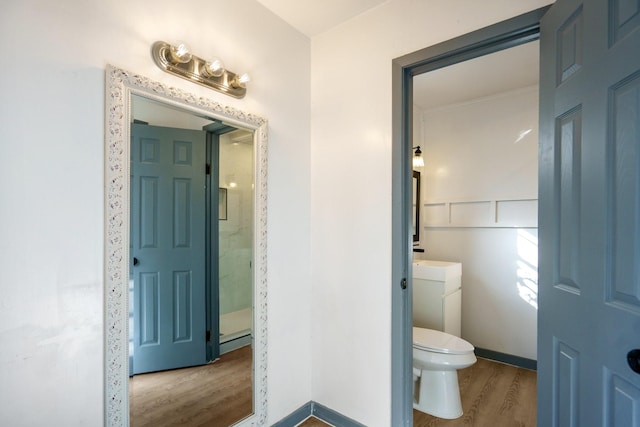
105,65,267,427
129,95,254,425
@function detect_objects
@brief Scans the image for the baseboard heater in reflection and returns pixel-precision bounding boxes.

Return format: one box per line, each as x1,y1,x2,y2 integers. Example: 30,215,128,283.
220,332,252,355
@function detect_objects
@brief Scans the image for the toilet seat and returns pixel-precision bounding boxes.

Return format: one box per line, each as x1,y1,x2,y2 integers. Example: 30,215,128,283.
413,327,474,355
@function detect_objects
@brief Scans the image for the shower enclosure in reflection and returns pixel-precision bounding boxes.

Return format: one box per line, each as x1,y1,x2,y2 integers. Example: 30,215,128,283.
218,130,254,353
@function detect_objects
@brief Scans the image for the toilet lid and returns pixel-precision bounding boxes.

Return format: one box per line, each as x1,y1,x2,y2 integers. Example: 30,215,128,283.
413,327,474,355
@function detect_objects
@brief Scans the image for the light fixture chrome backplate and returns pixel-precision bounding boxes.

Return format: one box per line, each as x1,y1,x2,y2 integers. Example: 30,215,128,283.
151,41,247,99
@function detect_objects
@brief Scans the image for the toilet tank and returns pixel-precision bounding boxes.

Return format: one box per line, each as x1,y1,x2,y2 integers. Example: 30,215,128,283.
412,260,462,337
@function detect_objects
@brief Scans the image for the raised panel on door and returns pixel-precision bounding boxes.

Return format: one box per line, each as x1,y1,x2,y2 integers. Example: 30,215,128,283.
610,0,640,43
608,73,640,312
555,107,582,294
131,123,207,374
139,272,159,346
554,339,579,427
173,178,192,248
140,176,158,249
173,270,192,342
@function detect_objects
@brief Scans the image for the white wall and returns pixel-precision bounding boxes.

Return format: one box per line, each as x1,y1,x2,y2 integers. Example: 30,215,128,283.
0,0,311,425
420,87,539,202
417,228,539,358
310,1,551,425
415,87,539,360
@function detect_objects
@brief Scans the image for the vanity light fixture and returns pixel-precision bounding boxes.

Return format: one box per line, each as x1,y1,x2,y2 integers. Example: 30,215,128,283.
151,41,249,98
413,146,425,168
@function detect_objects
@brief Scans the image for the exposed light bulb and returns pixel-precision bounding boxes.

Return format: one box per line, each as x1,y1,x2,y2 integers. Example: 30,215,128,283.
169,42,192,64
203,58,225,77
413,146,424,168
413,156,425,168
231,72,251,88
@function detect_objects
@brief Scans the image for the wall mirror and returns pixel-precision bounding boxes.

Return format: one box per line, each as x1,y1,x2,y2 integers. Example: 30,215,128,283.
105,65,268,427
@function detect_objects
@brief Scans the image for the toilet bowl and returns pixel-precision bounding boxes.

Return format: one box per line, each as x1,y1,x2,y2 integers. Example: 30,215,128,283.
412,326,476,419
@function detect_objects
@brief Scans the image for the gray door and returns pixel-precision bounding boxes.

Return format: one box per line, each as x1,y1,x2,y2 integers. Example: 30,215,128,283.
131,123,207,374
538,0,640,424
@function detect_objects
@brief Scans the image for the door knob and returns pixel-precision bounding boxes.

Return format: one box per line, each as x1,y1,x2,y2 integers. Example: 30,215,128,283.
133,257,139,266
627,349,640,374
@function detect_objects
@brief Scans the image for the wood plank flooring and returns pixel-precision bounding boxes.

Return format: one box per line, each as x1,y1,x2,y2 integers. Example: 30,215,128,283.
298,358,536,427
298,417,334,426
130,353,534,427
129,346,252,427
413,358,537,427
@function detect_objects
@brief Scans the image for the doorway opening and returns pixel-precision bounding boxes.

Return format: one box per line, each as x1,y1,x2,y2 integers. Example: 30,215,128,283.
413,40,539,367
391,7,550,425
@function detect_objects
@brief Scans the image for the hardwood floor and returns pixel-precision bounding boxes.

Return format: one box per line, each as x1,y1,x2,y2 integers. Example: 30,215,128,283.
129,346,252,427
130,353,534,427
413,358,537,427
298,417,333,426
298,358,536,427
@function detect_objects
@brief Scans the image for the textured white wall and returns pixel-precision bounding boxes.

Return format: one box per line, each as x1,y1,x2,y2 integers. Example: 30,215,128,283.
0,0,311,425
310,1,551,425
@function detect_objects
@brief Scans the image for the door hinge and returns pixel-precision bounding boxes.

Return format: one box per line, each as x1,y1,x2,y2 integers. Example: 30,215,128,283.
205,164,211,175
206,330,211,342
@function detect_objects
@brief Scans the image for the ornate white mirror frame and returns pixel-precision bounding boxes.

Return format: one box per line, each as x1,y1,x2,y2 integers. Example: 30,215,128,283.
104,64,268,427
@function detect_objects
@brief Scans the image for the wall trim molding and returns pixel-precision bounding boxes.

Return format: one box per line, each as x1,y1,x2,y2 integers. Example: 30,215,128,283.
272,401,366,427
272,402,312,427
423,198,538,228
475,347,537,371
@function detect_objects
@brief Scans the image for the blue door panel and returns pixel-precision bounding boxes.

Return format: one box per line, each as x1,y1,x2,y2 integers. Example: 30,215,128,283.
131,123,207,374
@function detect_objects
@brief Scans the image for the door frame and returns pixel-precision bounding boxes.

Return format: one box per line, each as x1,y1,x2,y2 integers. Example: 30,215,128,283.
391,6,550,424
206,130,221,362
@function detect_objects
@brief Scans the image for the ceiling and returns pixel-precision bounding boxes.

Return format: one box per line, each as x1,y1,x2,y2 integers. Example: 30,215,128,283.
255,0,389,37
255,1,539,109
413,40,540,110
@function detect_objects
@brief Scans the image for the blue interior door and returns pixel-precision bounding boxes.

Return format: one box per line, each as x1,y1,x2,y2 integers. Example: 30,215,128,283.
131,123,207,374
538,0,640,424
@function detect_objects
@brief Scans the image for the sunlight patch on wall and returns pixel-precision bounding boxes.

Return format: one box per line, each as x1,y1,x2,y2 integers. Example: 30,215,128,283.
514,128,533,143
517,228,538,309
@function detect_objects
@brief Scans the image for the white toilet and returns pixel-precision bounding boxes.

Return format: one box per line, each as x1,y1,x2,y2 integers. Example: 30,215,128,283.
412,327,476,419
412,259,476,418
